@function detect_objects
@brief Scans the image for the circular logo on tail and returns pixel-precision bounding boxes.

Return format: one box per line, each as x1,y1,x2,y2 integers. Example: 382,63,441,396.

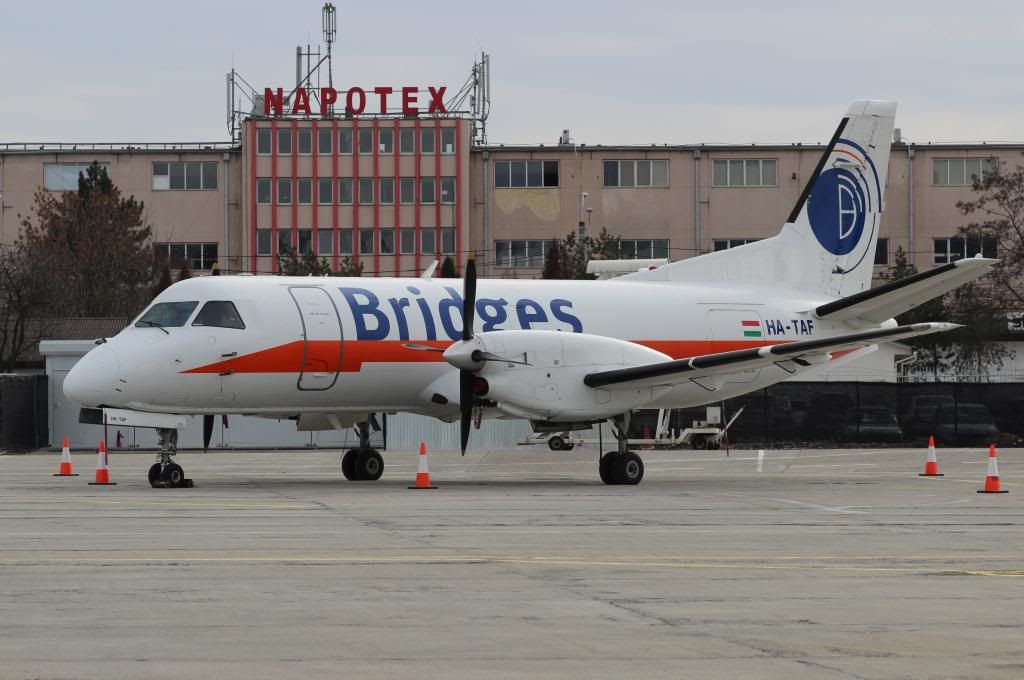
807,167,867,256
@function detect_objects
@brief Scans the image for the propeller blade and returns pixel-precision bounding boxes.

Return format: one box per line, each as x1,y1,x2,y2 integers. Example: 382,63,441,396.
462,259,477,342
203,414,214,452
403,343,445,352
472,350,531,366
459,369,475,456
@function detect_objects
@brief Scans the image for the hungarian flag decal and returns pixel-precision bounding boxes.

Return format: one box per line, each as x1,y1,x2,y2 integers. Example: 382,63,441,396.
742,320,762,338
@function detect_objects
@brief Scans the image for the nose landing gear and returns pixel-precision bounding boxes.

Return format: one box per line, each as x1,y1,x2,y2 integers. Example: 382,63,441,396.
599,414,645,486
341,417,384,481
149,428,194,488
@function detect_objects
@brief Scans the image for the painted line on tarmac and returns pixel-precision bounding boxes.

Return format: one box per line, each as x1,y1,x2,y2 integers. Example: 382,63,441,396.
0,554,981,574
955,570,1024,577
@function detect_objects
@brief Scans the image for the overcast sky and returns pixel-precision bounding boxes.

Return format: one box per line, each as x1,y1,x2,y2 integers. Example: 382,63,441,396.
2,0,1022,145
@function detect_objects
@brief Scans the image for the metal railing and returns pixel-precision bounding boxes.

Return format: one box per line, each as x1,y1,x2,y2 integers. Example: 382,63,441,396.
0,142,239,153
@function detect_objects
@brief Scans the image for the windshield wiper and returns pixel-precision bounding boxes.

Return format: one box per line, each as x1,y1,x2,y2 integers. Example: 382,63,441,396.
137,320,170,335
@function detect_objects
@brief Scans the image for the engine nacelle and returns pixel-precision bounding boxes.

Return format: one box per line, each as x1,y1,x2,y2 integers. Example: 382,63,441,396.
467,330,672,422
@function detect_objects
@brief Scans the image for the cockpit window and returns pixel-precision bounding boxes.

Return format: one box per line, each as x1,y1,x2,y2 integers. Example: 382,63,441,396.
192,301,246,329
135,301,199,329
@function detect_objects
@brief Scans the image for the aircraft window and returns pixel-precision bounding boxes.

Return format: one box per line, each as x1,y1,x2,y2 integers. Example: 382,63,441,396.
192,301,246,330
136,301,199,329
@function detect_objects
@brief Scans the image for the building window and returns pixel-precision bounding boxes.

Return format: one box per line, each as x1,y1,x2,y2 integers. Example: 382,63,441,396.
874,238,889,266
620,239,669,259
297,178,312,205
400,228,415,254
338,128,353,155
277,129,292,155
441,127,456,154
379,128,394,154
338,178,353,205
441,227,456,254
400,128,415,155
358,178,374,204
43,162,111,192
278,229,293,254
256,128,271,155
603,160,669,188
298,128,312,155
379,178,395,205
277,178,292,205
318,229,333,255
152,162,217,191
421,230,436,255
421,127,436,154
440,177,456,204
933,158,996,187
712,159,777,187
256,229,272,256
494,239,557,268
358,128,373,155
420,177,436,204
400,177,415,204
318,178,333,204
317,128,333,154
494,160,559,188
256,178,272,205
380,229,395,256
359,229,374,255
713,238,760,251
934,236,997,264
154,242,219,270
297,229,313,255
338,229,353,255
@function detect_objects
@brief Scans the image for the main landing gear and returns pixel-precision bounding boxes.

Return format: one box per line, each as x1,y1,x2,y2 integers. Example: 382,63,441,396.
599,415,645,486
341,417,384,481
149,428,194,488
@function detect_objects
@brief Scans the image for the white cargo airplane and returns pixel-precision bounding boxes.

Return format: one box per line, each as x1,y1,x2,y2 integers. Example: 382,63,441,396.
65,100,995,487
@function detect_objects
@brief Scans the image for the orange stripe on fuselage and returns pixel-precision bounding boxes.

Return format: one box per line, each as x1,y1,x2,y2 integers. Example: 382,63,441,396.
183,338,787,375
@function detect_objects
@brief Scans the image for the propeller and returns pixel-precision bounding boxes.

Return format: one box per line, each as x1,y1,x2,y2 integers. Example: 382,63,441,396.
203,414,214,452
459,259,478,456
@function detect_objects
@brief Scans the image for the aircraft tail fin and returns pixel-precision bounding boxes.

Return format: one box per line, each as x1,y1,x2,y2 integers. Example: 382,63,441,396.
621,100,896,299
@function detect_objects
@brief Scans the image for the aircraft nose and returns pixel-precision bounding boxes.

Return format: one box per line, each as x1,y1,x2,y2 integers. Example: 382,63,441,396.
63,345,119,407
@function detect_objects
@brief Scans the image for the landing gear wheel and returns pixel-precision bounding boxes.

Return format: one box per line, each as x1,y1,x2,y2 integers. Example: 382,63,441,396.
341,449,360,481
599,452,618,485
355,449,384,481
613,452,644,485
148,463,162,488
706,439,721,451
564,443,575,451
161,463,185,488
548,435,566,451
692,436,708,450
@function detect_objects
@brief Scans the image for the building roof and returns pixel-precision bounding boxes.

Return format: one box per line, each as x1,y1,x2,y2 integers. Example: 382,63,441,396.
21,317,128,364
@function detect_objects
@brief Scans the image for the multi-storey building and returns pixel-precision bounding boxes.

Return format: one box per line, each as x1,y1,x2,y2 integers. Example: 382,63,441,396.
1,125,1017,280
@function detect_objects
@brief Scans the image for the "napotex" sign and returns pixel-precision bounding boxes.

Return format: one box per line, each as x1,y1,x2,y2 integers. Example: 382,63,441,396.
263,86,448,117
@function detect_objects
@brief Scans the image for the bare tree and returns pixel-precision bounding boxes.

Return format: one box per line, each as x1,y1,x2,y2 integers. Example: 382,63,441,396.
18,162,154,318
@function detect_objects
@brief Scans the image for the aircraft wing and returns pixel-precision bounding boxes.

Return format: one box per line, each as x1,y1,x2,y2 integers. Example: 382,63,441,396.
814,258,996,323
583,323,958,390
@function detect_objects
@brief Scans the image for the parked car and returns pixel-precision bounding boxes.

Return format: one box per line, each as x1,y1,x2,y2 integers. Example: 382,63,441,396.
842,405,903,443
932,403,999,445
804,391,855,439
901,394,956,438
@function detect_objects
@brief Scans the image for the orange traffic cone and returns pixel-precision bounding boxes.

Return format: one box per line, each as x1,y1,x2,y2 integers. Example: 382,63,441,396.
88,441,116,486
641,423,654,450
408,442,437,489
53,436,79,477
919,436,943,476
978,444,1008,494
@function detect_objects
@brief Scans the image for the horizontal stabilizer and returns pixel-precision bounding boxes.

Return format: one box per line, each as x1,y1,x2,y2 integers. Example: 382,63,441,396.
814,257,996,323
584,323,958,390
